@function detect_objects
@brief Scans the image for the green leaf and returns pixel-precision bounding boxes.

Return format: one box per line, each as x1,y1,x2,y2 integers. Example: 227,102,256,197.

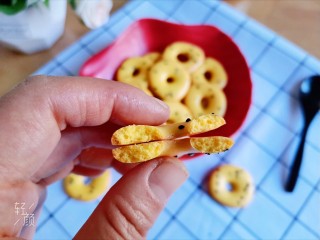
0,0,26,15
43,0,49,7
68,0,75,10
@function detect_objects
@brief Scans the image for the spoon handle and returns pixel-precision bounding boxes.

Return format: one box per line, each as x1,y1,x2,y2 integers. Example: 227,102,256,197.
285,123,309,192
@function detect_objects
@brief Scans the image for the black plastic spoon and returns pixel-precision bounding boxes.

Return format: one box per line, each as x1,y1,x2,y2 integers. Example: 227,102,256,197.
285,75,320,192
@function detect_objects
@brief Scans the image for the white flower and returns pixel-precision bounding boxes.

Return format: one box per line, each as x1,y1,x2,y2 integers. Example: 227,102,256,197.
75,0,113,29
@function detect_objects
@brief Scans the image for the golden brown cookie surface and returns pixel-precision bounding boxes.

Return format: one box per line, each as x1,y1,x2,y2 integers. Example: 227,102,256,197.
191,57,228,89
208,165,254,208
115,42,229,124
63,170,111,201
112,136,233,163
111,113,226,146
165,100,193,124
149,60,191,101
162,41,205,72
111,113,233,163
184,84,227,117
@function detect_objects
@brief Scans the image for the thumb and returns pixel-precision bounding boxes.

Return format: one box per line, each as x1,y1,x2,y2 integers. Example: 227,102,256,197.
75,158,188,239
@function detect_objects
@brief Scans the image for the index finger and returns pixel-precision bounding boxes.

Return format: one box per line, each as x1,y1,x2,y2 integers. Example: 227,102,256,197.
44,76,169,128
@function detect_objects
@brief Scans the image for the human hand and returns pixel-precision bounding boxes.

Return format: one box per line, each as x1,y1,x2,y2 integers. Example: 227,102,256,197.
0,76,188,239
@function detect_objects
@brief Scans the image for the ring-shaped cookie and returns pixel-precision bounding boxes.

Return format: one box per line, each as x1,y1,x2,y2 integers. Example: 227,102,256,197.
149,60,191,101
142,52,161,64
116,57,151,89
162,42,205,72
164,100,193,124
191,57,228,89
209,165,254,207
184,84,227,117
63,170,111,201
111,113,234,163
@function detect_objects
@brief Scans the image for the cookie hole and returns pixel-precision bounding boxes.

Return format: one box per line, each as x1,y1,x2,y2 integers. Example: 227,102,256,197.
132,68,140,76
167,77,174,83
84,177,92,185
201,97,210,109
204,71,213,81
226,182,235,192
177,53,189,62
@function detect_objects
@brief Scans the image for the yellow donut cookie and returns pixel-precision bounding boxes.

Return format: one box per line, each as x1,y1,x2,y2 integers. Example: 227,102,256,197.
111,113,226,146
112,136,233,163
149,60,191,101
162,41,205,72
111,113,234,163
116,56,151,89
191,57,228,89
63,170,111,201
142,52,161,64
209,165,254,208
165,100,193,124
184,84,227,117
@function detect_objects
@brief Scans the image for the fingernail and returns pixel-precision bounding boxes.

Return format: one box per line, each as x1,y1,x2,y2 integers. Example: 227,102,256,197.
152,97,169,110
148,159,188,202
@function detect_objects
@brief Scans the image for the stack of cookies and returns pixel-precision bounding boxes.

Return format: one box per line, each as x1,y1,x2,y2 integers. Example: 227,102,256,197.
116,41,228,123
